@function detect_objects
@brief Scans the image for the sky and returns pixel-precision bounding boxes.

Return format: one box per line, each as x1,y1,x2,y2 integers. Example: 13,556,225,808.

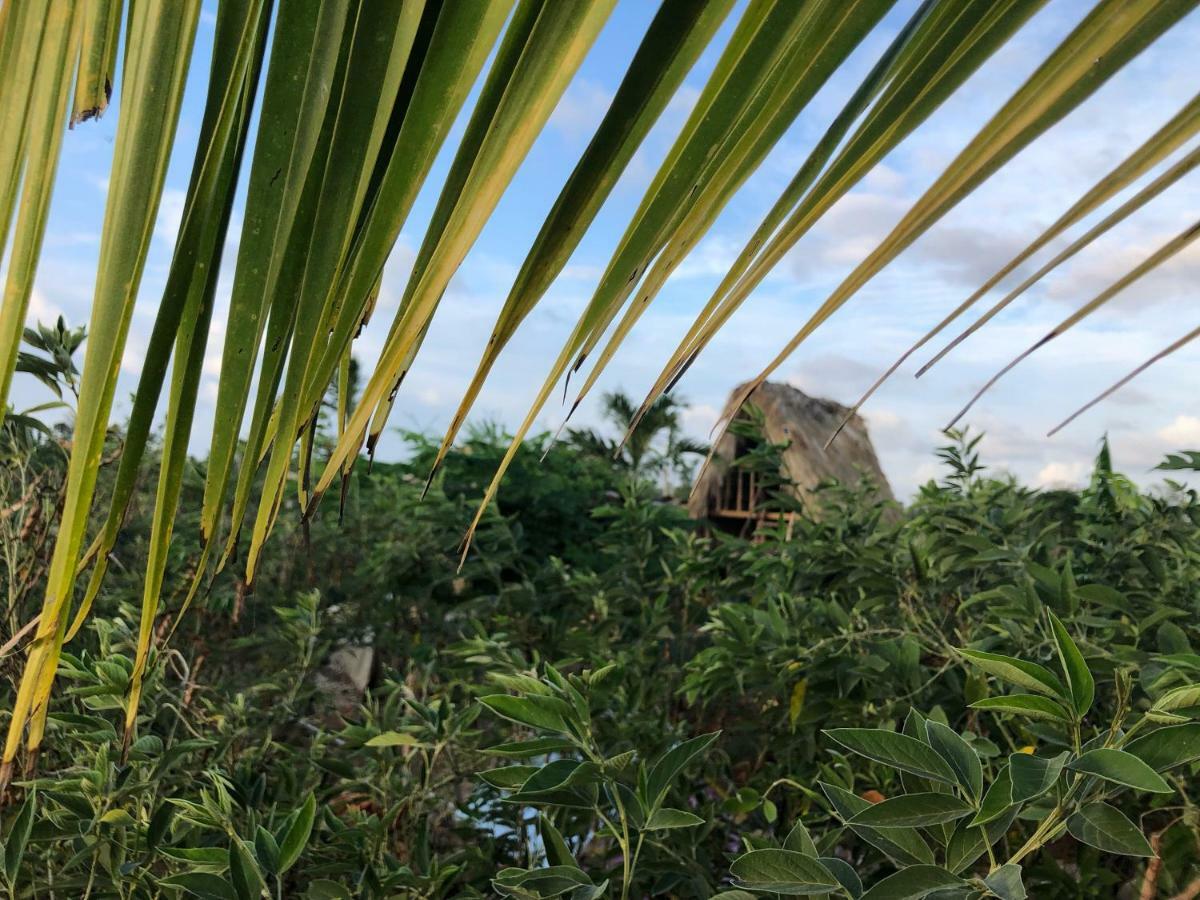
16,0,1200,500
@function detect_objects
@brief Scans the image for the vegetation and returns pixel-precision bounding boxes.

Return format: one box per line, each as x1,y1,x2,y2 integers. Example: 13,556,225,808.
4,2,1200,787
5,2,1200,897
0,335,1197,897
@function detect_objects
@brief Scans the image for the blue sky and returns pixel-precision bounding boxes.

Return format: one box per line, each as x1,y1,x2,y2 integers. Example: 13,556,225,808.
18,0,1200,498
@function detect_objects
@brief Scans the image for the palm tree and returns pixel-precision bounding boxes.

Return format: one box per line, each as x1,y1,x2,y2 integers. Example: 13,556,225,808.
1,0,1198,784
569,390,707,492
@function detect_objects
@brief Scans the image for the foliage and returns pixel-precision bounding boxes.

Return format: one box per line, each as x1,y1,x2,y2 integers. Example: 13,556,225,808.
728,617,1199,897
1,356,1199,895
5,2,1200,778
478,664,718,900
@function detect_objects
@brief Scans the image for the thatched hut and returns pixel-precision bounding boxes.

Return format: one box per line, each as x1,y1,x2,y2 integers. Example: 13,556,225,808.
689,381,894,532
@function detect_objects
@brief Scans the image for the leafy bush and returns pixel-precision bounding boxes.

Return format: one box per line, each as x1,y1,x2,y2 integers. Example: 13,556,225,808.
1,367,1198,897
727,614,1199,898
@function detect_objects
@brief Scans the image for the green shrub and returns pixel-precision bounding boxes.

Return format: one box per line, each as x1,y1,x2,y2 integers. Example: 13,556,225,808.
1,408,1198,896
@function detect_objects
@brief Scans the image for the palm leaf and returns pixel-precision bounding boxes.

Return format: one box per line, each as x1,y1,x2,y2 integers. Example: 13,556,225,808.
311,0,618,511
427,0,737,481
921,140,1200,377
946,218,1200,428
243,0,429,582
1049,324,1200,436
634,0,1047,444
0,2,82,417
565,0,900,423
832,89,1200,438
694,0,1196,471
71,0,122,124
2,0,202,788
119,0,271,751
69,0,270,644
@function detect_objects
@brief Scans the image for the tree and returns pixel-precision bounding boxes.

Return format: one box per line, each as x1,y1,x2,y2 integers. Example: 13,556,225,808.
568,390,707,494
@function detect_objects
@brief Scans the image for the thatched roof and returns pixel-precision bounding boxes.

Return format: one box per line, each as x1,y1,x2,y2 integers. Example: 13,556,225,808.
689,381,894,522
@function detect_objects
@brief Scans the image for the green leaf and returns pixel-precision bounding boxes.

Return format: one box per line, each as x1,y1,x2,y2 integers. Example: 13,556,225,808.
825,728,958,784
1048,611,1094,717
818,857,862,899
1009,752,1069,804
946,807,1019,875
602,749,636,776
1068,748,1172,793
254,825,279,875
230,838,267,900
158,873,238,900
1125,724,1200,771
484,737,578,758
98,808,136,827
849,793,974,828
970,694,1071,722
1152,683,1200,714
506,760,601,808
644,807,705,830
277,792,316,874
480,694,572,733
968,765,1016,828
1066,802,1154,857
959,650,1066,699
784,820,818,856
539,816,579,870
820,783,934,867
305,881,352,900
478,765,539,790
365,731,423,748
160,847,229,868
148,803,174,851
644,731,720,811
983,864,1026,900
925,721,983,801
763,798,778,823
3,788,35,883
859,864,962,900
729,848,840,895
492,865,595,897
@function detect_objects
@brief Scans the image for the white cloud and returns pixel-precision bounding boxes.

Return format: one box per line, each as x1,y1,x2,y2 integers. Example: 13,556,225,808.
549,80,613,143
1035,461,1090,488
120,330,146,375
681,402,720,434
673,236,740,279
28,288,62,323
1157,415,1200,446
153,189,187,249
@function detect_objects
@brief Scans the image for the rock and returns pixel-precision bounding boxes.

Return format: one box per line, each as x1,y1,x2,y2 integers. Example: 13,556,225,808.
313,643,375,722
